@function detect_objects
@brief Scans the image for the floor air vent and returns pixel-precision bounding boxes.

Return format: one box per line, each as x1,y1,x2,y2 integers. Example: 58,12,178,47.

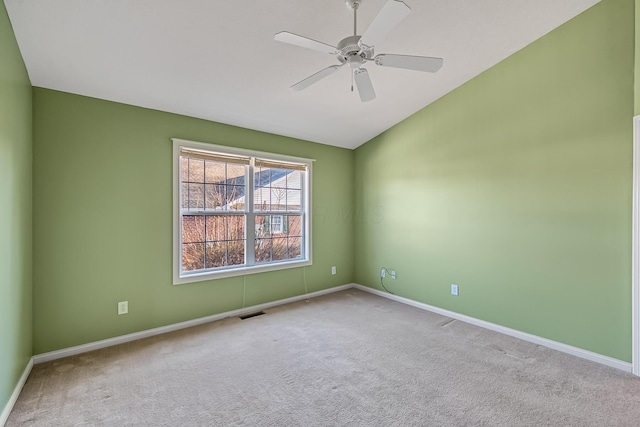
239,311,266,320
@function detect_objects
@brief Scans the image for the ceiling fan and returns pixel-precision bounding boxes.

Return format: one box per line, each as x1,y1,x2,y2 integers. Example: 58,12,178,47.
274,0,443,102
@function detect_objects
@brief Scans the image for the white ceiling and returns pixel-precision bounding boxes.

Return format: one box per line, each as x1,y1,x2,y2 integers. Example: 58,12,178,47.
5,0,600,149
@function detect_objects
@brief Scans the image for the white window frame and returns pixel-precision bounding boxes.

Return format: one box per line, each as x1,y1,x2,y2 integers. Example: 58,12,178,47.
172,138,313,285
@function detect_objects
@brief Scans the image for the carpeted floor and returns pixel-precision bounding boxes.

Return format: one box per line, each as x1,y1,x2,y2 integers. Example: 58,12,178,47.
7,289,640,426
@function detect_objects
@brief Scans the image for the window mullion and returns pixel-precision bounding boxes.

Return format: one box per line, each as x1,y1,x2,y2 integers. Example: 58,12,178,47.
246,159,256,266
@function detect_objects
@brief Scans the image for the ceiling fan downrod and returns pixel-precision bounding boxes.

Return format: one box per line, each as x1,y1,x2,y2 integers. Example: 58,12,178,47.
348,0,361,93
346,1,363,35
350,1,359,36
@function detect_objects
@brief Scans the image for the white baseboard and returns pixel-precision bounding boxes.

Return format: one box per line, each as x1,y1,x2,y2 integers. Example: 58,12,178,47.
353,284,632,373
32,282,632,374
0,357,33,427
33,284,354,364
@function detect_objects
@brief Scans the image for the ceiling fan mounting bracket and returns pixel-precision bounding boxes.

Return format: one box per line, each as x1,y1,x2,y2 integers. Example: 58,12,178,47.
345,0,362,11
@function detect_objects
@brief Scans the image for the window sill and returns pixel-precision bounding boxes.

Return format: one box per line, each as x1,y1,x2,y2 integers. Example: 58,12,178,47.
173,258,312,285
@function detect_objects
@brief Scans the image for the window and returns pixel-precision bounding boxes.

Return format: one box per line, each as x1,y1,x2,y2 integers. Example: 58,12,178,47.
173,139,312,284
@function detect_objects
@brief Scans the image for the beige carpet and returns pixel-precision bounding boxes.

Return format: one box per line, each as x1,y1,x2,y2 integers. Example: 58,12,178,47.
7,289,640,426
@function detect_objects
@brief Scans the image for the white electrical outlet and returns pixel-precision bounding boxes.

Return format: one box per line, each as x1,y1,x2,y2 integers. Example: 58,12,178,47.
451,284,459,296
331,266,336,275
391,270,396,279
118,301,128,315
381,268,386,278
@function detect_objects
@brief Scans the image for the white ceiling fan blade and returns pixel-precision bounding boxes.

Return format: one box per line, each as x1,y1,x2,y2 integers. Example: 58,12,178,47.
375,54,443,72
354,68,376,102
290,65,343,91
359,0,411,49
274,31,336,54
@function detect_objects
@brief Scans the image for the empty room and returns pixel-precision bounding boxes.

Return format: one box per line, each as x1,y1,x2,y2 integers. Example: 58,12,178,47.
3,0,640,425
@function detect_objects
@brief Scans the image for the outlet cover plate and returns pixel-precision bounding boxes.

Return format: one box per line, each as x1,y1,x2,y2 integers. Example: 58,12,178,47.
118,301,128,315
451,284,459,296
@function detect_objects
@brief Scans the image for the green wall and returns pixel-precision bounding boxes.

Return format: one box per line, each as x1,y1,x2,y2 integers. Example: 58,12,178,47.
355,0,634,361
636,0,640,115
32,89,354,354
0,1,32,416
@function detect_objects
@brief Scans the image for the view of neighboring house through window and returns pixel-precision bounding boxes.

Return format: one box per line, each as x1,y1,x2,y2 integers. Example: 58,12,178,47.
173,139,311,283
269,215,284,234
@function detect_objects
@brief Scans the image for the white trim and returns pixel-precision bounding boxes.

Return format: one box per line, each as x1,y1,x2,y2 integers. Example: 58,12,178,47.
246,157,256,266
633,115,640,376
172,139,181,285
353,284,632,373
174,259,313,284
171,138,316,165
304,161,312,272
0,357,33,427
33,284,354,364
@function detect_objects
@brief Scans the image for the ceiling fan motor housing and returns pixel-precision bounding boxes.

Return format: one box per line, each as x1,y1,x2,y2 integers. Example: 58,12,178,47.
336,35,373,63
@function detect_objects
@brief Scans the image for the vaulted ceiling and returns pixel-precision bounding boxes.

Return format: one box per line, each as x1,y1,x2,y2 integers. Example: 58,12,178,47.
5,0,600,149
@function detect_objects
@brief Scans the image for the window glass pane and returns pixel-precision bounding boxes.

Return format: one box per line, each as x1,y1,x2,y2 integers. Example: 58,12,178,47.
272,237,287,261
286,189,301,211
181,183,189,209
226,185,243,209
205,242,227,269
255,238,272,264
229,198,245,211
255,188,268,211
228,216,245,240
204,184,214,210
182,243,205,271
254,166,270,188
270,188,287,211
251,166,303,212
287,170,301,190
188,158,205,183
271,168,287,188
205,216,226,242
288,237,301,259
182,216,205,243
180,157,189,182
273,216,283,233
188,183,205,210
255,215,270,237
197,216,246,269
254,167,268,211
205,184,225,210
227,163,246,186
228,240,245,266
287,215,301,236
205,160,225,183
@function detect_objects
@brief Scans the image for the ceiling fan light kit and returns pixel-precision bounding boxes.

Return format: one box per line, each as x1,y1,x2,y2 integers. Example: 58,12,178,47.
275,0,443,102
